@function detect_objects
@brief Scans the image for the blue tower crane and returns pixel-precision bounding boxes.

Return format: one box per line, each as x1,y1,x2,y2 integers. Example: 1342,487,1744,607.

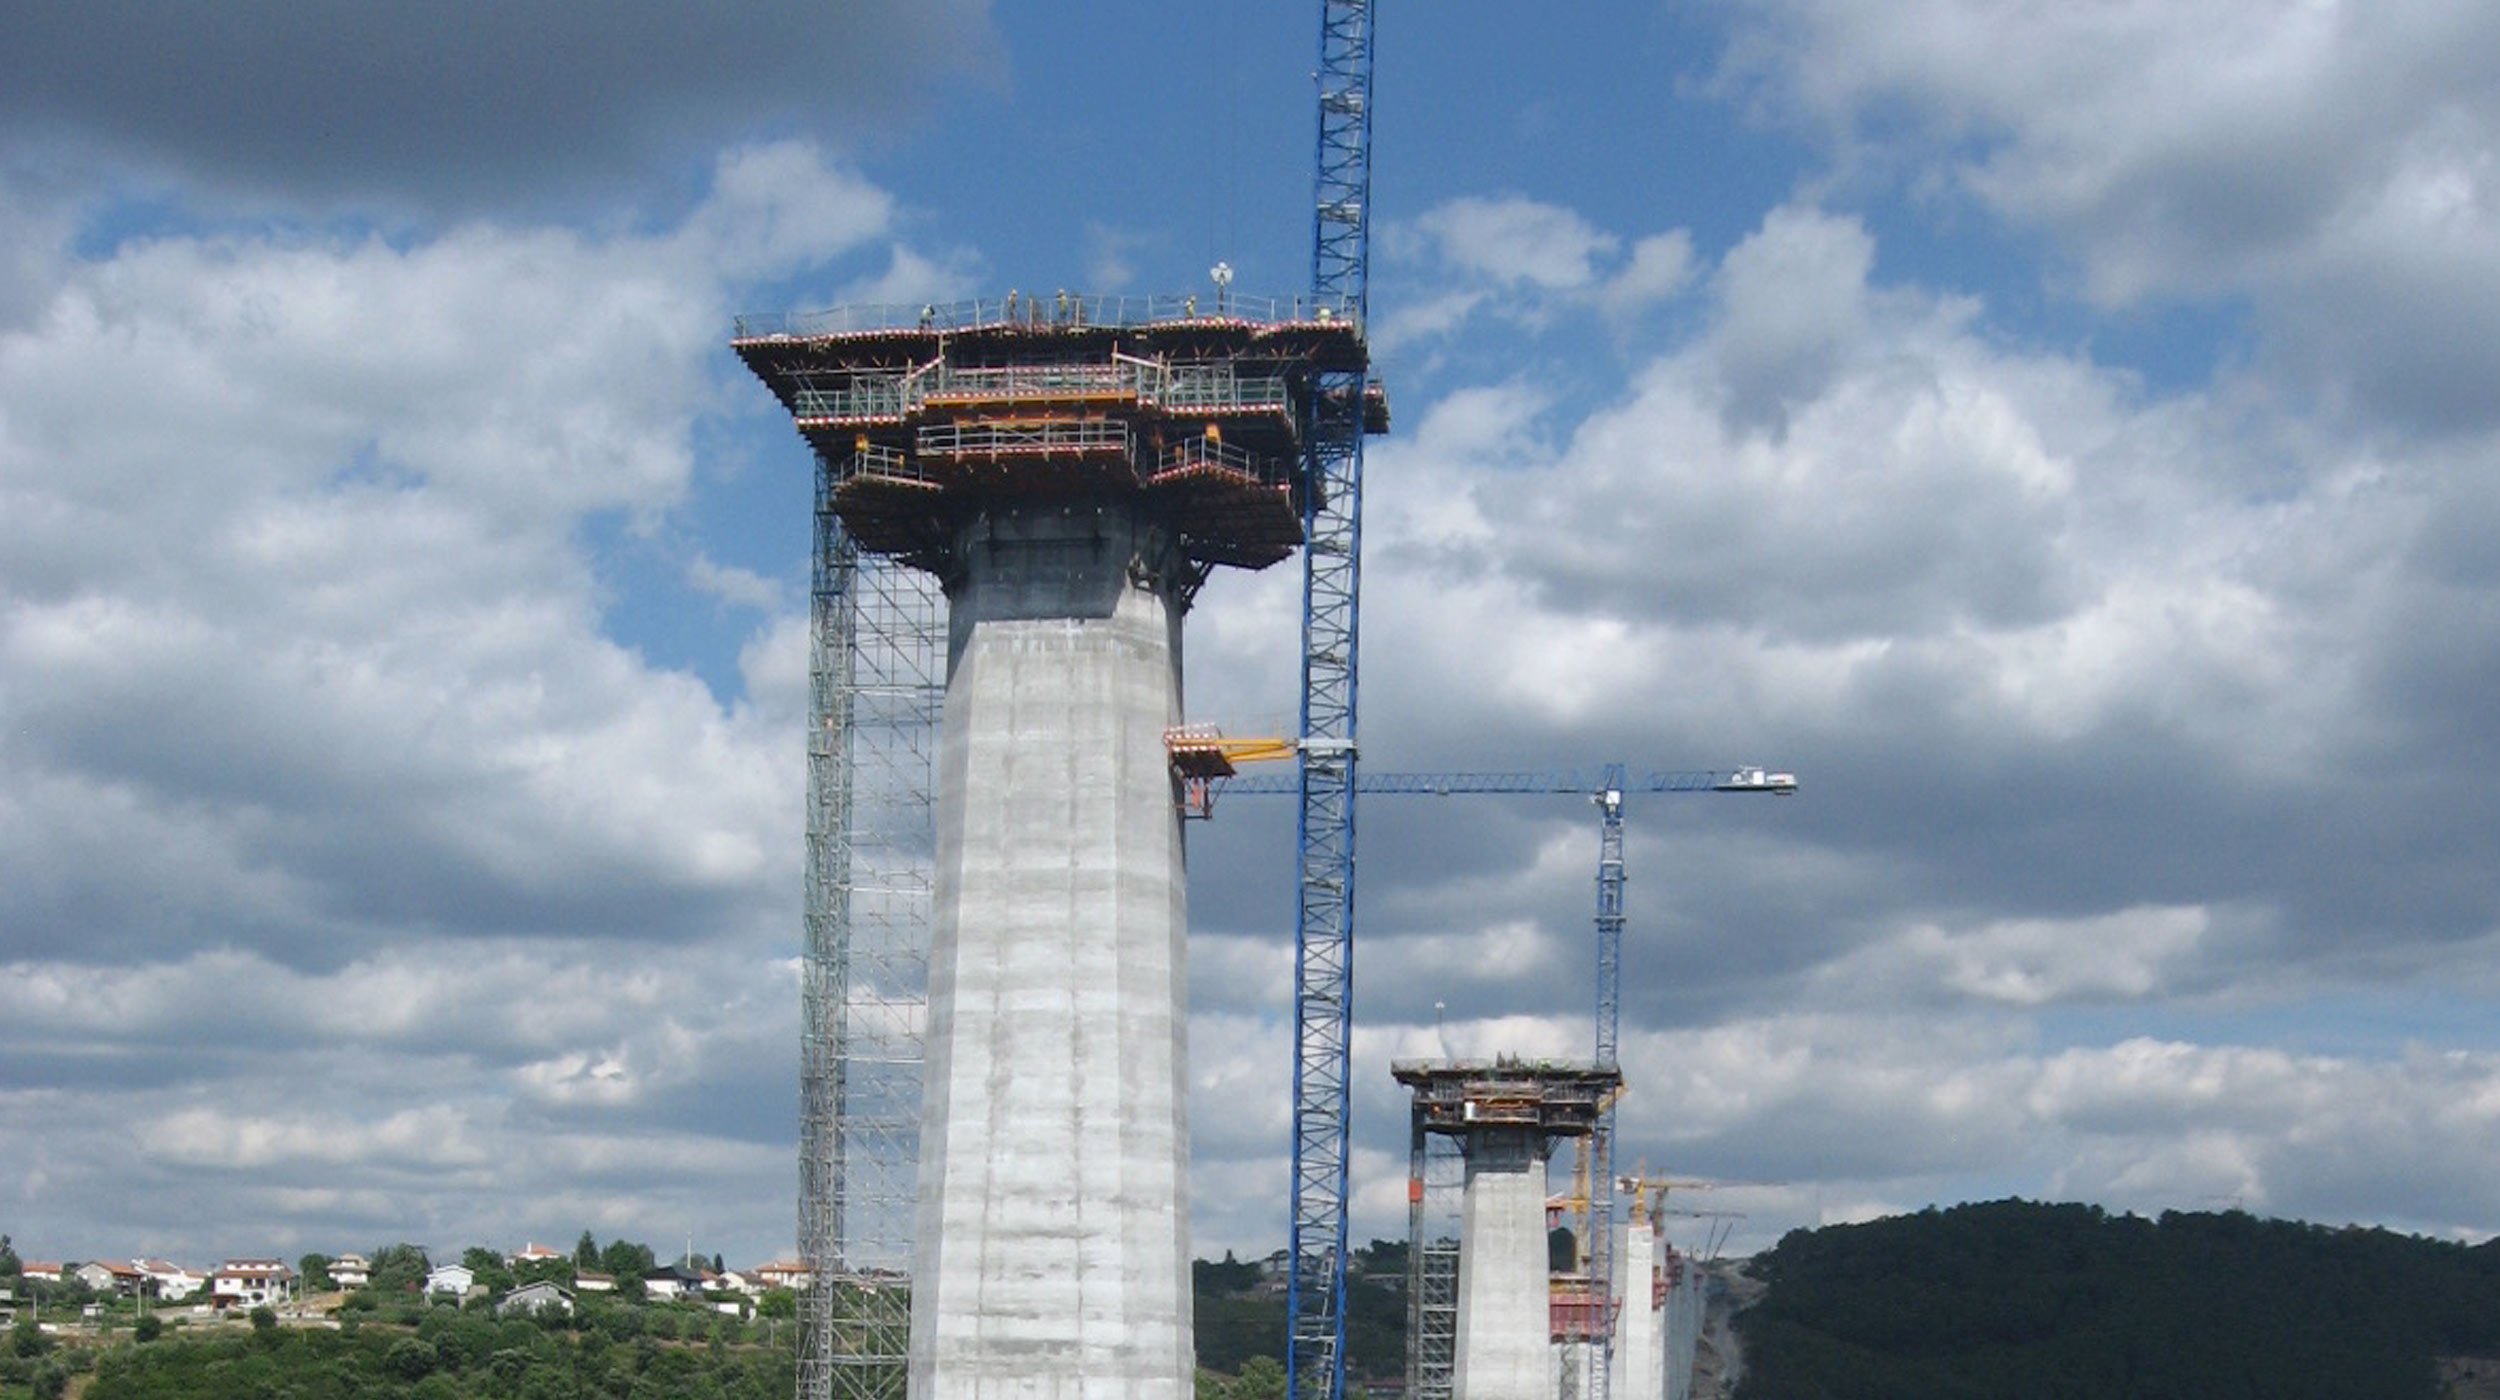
1229,763,1795,1400
1288,4,1380,1398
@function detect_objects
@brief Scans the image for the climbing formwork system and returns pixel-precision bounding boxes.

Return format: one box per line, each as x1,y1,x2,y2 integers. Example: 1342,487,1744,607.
738,293,1379,591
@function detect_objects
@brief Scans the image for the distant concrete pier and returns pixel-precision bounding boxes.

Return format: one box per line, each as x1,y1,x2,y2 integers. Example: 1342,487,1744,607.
1396,1059,1621,1400
1612,1205,1662,1400
1457,1127,1554,1400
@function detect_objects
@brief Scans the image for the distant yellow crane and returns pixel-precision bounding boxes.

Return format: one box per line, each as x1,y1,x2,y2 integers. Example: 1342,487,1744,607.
1619,1171,1724,1224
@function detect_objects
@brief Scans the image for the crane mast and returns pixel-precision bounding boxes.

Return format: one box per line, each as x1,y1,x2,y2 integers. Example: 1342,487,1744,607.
1288,5,1378,1398
1590,786,1626,1400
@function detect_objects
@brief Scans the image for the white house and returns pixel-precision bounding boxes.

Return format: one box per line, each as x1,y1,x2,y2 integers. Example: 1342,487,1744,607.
328,1254,370,1289
753,1259,813,1291
424,1263,474,1298
211,1260,296,1308
574,1271,616,1294
642,1264,701,1301
506,1242,564,1269
135,1260,205,1301
495,1281,574,1319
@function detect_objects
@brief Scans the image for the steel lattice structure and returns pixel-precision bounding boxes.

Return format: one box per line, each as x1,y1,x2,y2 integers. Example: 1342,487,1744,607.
1585,792,1626,1400
1287,3,1378,1399
800,476,942,1400
1404,1123,1465,1400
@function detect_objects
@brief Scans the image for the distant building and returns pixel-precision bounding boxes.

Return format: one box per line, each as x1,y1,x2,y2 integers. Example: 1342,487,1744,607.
574,1270,616,1294
423,1263,474,1298
643,1264,707,1300
75,1261,146,1296
506,1242,564,1268
328,1254,371,1289
135,1260,205,1301
211,1260,296,1308
496,1281,575,1318
753,1260,813,1291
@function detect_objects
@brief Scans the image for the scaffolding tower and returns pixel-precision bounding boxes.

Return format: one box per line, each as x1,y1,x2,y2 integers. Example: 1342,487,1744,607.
799,490,942,1400
1406,1117,1466,1400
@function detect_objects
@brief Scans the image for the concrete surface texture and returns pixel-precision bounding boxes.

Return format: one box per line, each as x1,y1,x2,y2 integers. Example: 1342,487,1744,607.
1453,1127,1556,1400
908,501,1194,1400
1612,1221,1662,1400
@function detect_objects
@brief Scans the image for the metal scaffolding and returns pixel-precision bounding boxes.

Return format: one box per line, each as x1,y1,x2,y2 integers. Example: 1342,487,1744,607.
800,461,942,1400
1405,1118,1465,1400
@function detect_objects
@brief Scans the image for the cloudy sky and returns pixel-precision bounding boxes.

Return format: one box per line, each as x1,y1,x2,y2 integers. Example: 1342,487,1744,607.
6,0,2500,1274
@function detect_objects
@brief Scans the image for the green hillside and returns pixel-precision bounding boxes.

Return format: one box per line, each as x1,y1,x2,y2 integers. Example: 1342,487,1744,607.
1735,1200,2500,1400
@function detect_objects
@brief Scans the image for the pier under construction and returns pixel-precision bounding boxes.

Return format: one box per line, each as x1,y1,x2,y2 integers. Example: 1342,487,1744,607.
1397,1059,1622,1400
737,292,1382,1400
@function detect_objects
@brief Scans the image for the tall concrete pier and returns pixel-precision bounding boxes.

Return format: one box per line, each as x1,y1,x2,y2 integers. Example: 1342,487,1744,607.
913,501,1193,1392
738,296,1380,1400
1610,1202,1662,1400
1396,1060,1620,1400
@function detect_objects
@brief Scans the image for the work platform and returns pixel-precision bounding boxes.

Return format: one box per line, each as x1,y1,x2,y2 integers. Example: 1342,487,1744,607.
1393,1059,1621,1138
735,293,1389,583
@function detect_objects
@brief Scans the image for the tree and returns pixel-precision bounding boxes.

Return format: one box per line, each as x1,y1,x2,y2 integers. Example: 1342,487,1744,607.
134,1312,164,1343
1229,1355,1288,1400
598,1239,656,1281
385,1336,440,1381
299,1252,334,1291
462,1246,516,1294
0,1233,20,1277
370,1243,430,1296
12,1316,53,1357
250,1305,277,1334
575,1231,599,1269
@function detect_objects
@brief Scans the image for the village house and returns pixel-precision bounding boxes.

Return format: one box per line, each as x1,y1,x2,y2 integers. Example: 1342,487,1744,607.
505,1241,565,1269
328,1254,371,1288
753,1259,813,1291
495,1280,575,1319
135,1260,205,1301
574,1270,616,1293
74,1261,146,1296
211,1260,295,1308
424,1263,474,1298
642,1263,707,1301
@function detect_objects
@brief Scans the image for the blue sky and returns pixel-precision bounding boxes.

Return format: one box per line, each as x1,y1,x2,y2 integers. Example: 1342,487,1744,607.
5,0,2500,1274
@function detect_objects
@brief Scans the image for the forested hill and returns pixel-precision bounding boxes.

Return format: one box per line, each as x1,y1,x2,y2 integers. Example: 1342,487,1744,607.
1734,1199,2500,1400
